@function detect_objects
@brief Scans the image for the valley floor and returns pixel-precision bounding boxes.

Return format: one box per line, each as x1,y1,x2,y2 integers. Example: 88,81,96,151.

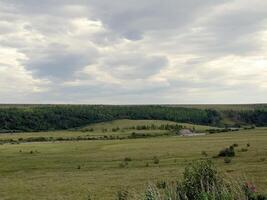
0,121,266,199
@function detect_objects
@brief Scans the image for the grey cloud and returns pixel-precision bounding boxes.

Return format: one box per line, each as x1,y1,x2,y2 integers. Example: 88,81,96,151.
24,51,96,80
99,54,168,79
0,0,267,104
87,0,227,40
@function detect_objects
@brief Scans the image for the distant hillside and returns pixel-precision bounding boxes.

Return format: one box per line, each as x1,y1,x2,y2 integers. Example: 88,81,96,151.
0,104,267,132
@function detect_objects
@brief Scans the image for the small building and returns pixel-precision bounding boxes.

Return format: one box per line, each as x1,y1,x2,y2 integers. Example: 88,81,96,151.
179,129,193,136
179,129,206,137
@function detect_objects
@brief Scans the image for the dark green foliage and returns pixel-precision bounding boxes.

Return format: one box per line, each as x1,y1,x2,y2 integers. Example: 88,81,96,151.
183,160,224,199
240,148,248,152
0,105,221,132
153,156,159,164
256,194,267,200
156,180,167,189
117,190,129,200
218,146,235,157
125,160,266,200
201,151,208,157
124,157,132,162
232,143,239,147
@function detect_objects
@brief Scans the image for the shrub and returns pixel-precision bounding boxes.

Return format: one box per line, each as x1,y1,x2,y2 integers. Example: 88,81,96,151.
201,151,208,157
117,190,129,200
218,146,235,157
145,184,161,200
153,156,159,164
256,194,267,200
224,157,232,164
247,143,251,147
232,143,239,147
156,180,167,189
240,148,248,152
117,160,265,200
183,160,225,199
124,157,132,162
119,161,128,168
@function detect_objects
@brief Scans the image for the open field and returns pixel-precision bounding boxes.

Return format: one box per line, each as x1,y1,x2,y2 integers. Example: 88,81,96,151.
0,119,217,141
0,123,266,199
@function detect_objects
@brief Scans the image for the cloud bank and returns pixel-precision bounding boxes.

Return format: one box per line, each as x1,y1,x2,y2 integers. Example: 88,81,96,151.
0,0,267,104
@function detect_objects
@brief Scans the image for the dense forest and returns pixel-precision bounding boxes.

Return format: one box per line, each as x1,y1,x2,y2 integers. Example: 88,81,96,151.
0,105,267,132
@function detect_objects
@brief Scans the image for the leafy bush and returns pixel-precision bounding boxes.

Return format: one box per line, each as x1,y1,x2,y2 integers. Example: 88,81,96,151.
201,151,208,157
232,143,239,147
153,156,159,164
218,146,235,157
117,190,129,200
240,148,248,152
156,180,167,189
116,160,265,200
124,157,132,162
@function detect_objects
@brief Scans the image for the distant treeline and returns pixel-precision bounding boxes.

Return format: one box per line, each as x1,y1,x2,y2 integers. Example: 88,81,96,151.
0,105,267,132
0,105,219,132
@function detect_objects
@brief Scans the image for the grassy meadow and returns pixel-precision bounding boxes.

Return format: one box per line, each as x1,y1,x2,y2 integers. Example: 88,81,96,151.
0,120,266,199
0,119,215,141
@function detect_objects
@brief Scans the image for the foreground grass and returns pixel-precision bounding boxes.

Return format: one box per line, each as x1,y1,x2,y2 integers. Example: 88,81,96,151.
0,129,266,199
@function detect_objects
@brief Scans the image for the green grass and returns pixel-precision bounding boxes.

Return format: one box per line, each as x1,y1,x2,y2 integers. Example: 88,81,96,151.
0,119,217,141
0,125,267,199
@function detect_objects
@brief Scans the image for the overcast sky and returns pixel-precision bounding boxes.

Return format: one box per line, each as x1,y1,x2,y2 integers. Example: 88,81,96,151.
0,0,267,104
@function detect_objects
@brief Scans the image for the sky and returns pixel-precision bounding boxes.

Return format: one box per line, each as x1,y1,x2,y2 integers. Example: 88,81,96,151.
0,0,267,104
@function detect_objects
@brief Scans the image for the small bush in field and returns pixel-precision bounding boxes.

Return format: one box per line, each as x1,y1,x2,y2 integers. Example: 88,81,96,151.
153,156,159,164
145,162,149,167
124,157,132,162
259,158,266,162
247,143,251,147
77,165,81,169
232,143,239,147
117,190,129,200
201,151,208,157
156,180,166,189
117,160,265,200
224,157,232,164
218,146,235,157
240,148,248,152
119,161,128,168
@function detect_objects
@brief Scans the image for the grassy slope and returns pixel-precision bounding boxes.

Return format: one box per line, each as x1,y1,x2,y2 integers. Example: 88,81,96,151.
0,119,217,140
0,128,266,199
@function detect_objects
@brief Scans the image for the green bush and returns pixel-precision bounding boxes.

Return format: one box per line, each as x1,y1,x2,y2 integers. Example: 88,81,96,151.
153,156,159,164
116,160,266,200
117,190,129,200
124,157,132,162
201,151,208,157
218,146,235,157
240,148,248,152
